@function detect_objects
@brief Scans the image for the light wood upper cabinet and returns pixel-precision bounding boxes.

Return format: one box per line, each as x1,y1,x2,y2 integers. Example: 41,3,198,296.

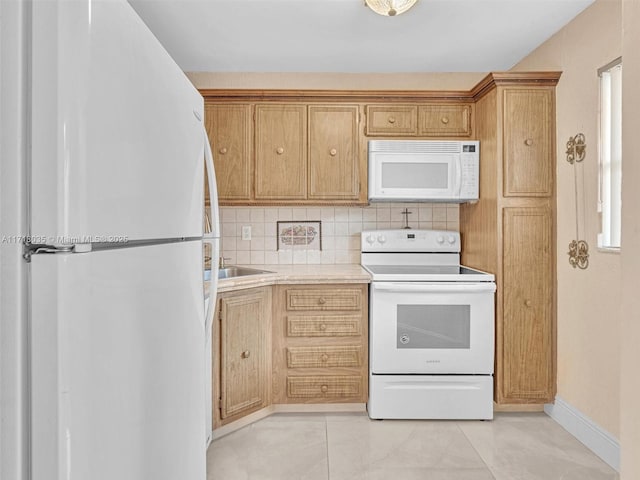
502,207,553,402
255,104,307,200
217,287,271,424
503,89,554,197
418,104,472,137
308,105,360,200
204,104,252,201
365,105,417,136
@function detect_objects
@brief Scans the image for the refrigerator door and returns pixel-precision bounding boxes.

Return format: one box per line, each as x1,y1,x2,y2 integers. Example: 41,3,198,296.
30,0,206,243
30,242,205,480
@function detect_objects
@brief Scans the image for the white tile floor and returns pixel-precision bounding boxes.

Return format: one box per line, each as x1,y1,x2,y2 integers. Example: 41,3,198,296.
207,412,619,480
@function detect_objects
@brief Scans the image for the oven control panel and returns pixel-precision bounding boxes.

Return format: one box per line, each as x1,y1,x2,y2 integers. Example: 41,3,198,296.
361,230,460,253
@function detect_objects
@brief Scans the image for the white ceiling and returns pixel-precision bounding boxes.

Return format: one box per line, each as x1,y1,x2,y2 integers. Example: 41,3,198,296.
129,0,594,73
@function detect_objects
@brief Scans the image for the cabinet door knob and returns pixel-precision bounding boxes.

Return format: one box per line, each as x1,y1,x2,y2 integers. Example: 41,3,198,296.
329,148,337,157
241,350,251,359
318,297,326,305
319,323,327,331
388,116,396,124
320,385,329,393
441,116,450,125
320,354,329,362
524,138,533,146
276,147,284,155
524,300,532,307
218,147,228,155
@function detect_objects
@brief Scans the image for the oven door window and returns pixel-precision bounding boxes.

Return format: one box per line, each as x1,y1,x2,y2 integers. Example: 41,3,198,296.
397,305,470,349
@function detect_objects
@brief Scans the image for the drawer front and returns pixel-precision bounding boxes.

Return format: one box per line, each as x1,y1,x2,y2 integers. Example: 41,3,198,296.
366,105,417,136
287,376,362,398
418,104,472,137
287,346,362,368
286,289,362,311
287,315,362,337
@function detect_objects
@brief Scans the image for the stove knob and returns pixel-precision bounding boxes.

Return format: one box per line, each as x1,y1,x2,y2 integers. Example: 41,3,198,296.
377,235,387,244
366,234,376,245
447,235,456,244
436,235,445,244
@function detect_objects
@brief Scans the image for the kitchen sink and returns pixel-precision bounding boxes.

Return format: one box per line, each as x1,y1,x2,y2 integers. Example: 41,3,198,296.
217,266,273,280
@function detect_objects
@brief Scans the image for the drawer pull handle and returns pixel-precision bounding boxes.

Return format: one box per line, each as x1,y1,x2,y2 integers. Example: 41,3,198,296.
388,116,396,124
329,148,337,157
524,138,533,146
441,116,450,124
320,354,329,362
319,324,327,331
524,300,532,307
241,350,251,359
218,147,228,155
318,297,326,305
320,385,329,393
276,147,285,155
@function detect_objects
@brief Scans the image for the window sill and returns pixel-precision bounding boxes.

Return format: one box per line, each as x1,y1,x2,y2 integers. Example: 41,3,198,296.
597,246,621,254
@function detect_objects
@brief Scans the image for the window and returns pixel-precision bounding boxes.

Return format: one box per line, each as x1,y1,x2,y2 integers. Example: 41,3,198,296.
598,57,622,250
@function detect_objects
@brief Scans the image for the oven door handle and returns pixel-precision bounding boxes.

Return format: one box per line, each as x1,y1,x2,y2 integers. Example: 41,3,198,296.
372,282,496,294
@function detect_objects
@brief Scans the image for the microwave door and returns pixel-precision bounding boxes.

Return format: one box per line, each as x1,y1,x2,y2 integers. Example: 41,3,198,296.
372,153,457,201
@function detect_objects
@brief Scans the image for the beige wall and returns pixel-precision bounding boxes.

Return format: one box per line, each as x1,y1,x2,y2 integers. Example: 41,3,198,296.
620,0,640,477
511,0,622,438
187,72,484,91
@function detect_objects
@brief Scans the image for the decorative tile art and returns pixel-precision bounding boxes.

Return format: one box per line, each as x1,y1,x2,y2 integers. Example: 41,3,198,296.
277,221,322,251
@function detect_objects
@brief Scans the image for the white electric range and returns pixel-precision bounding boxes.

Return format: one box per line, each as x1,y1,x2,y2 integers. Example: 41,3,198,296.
361,229,496,420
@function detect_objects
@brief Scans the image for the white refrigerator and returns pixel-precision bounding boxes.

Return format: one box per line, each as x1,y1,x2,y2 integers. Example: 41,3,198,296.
1,0,219,479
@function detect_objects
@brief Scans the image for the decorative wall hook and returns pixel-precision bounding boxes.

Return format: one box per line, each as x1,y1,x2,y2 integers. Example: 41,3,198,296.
568,240,589,269
566,133,586,164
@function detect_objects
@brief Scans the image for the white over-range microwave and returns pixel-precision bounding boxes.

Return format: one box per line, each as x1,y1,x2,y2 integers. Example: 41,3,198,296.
368,140,480,203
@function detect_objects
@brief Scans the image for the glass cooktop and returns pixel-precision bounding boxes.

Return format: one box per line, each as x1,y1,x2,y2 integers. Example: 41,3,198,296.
364,264,495,282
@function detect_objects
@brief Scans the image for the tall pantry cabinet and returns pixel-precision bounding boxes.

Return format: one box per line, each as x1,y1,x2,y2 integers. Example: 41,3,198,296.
461,73,561,406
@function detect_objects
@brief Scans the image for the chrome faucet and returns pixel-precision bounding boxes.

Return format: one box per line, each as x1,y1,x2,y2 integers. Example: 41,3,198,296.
219,256,231,269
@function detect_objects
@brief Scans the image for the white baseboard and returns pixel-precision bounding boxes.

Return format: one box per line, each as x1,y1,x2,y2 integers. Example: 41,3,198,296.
545,396,620,472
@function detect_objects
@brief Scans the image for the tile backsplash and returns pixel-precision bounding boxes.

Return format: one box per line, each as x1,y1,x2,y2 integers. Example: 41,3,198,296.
217,203,459,265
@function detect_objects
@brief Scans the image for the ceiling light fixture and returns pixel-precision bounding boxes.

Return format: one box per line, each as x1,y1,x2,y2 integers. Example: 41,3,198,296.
364,0,418,17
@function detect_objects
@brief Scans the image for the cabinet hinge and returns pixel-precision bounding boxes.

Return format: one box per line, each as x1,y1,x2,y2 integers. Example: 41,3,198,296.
218,397,223,410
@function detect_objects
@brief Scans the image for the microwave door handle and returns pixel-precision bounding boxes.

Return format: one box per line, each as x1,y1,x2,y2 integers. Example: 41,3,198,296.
373,283,496,294
454,154,463,195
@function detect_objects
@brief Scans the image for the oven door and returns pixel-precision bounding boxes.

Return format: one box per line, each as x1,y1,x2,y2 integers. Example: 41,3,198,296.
370,282,495,374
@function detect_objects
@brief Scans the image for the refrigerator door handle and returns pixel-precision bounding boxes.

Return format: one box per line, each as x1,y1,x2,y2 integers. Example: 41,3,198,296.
202,128,220,339
203,238,218,338
203,128,220,239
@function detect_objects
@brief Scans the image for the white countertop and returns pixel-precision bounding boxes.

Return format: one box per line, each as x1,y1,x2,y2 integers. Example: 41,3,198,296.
215,264,371,293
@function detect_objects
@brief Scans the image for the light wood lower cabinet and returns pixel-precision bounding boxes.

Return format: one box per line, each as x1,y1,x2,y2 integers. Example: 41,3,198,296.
213,282,368,430
502,207,554,401
272,284,368,404
213,287,271,428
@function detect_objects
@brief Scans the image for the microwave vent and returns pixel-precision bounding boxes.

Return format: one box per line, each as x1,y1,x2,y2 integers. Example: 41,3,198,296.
368,140,465,154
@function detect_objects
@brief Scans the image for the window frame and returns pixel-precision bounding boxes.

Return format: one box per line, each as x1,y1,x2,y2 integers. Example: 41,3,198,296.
597,56,623,252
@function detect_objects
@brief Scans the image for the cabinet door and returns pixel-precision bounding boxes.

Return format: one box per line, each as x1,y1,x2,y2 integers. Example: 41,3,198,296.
501,207,554,402
418,104,472,137
308,105,360,200
219,288,269,419
365,105,417,136
255,104,306,200
502,89,554,197
204,104,251,201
